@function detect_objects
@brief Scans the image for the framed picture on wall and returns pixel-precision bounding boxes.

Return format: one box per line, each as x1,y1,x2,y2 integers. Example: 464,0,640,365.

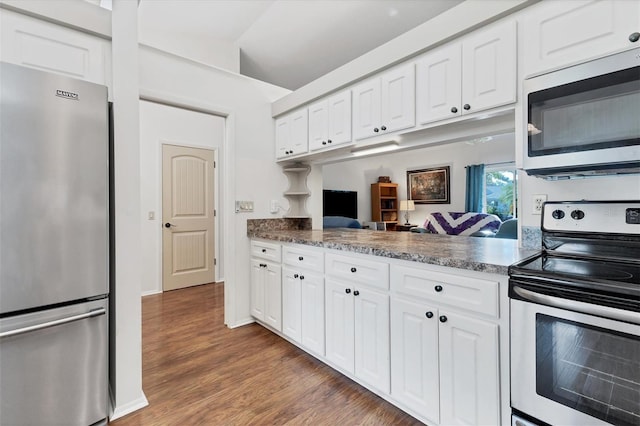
407,166,450,204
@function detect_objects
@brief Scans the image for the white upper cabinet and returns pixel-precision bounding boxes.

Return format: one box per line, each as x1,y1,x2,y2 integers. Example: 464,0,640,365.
416,44,462,124
462,20,517,114
380,65,416,134
308,100,329,151
353,64,415,140
308,90,352,151
327,91,352,146
0,9,111,91
522,0,640,76
417,20,516,125
352,78,382,141
275,108,308,160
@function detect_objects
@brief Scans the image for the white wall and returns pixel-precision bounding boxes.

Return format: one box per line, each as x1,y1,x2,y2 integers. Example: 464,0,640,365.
138,46,290,327
518,174,640,228
322,134,516,225
138,27,240,73
139,100,225,296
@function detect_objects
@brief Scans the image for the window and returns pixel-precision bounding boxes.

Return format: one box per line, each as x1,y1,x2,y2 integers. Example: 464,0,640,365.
484,164,517,220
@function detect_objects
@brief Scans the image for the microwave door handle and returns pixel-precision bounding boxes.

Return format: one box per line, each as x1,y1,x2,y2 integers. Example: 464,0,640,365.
0,308,106,339
512,286,640,325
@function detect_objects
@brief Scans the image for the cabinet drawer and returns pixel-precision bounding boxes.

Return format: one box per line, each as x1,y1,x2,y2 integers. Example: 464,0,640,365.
325,252,389,290
251,240,281,262
391,265,498,317
282,245,324,272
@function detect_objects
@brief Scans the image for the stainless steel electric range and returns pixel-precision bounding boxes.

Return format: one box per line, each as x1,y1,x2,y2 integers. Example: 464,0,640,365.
508,200,640,426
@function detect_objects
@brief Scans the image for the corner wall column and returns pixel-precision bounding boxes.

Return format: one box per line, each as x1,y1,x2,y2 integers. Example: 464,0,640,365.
110,0,148,419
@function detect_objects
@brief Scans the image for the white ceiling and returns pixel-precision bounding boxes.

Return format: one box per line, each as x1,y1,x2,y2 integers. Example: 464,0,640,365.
137,0,463,90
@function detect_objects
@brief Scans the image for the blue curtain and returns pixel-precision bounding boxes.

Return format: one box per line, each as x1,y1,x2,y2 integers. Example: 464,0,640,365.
465,164,485,213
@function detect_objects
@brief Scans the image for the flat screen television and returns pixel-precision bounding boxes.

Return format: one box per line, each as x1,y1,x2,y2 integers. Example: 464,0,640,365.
323,190,358,219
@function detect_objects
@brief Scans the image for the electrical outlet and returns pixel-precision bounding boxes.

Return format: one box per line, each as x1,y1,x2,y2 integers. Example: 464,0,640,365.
532,194,547,215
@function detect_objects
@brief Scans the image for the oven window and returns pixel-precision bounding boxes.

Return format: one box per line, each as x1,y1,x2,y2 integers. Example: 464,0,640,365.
528,66,640,157
536,314,640,426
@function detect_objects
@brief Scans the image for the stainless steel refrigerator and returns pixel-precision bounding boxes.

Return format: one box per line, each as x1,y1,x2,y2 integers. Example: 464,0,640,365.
0,62,109,426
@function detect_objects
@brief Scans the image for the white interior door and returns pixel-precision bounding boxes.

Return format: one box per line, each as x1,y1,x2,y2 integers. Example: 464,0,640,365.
162,144,215,291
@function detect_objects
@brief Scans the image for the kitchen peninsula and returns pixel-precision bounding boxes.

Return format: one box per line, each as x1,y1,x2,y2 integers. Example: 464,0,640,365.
248,219,537,426
248,227,536,275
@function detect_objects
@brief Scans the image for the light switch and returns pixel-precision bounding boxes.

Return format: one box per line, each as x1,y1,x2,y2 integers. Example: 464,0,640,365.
235,200,254,213
148,211,155,220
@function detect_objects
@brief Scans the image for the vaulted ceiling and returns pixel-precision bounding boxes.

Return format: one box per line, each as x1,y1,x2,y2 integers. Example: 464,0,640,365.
138,0,463,90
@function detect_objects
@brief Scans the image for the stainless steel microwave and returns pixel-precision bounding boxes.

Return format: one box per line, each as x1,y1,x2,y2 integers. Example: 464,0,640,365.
523,48,640,179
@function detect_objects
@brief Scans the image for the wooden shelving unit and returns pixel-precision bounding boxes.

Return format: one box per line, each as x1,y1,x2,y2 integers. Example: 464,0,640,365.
371,182,398,231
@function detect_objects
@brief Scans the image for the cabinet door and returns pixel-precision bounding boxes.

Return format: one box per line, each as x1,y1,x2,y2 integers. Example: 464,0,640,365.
461,20,516,114
352,78,381,140
325,278,355,374
264,263,282,332
380,64,415,133
308,99,329,151
290,109,309,155
250,259,265,321
439,311,500,426
522,0,640,76
354,287,390,393
282,267,302,343
275,116,291,159
390,298,440,423
0,9,110,87
327,90,352,146
416,44,462,124
300,272,325,356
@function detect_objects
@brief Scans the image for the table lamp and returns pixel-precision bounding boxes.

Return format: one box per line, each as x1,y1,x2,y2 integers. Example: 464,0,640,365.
399,200,415,225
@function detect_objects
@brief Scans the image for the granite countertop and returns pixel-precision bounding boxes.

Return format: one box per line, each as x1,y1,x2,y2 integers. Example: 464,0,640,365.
248,228,539,275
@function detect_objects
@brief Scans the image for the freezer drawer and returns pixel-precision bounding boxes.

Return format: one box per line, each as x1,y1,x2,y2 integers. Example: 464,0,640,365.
0,298,108,426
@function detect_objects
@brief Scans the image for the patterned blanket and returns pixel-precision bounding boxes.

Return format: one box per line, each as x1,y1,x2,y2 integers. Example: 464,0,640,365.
423,212,502,236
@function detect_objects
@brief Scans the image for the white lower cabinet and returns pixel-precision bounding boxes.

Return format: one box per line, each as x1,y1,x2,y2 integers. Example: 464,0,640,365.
390,297,440,424
282,244,326,356
439,311,499,426
282,267,303,341
300,271,325,356
390,261,502,426
325,278,390,393
251,240,507,425
391,297,500,425
250,258,282,331
325,279,355,372
283,266,325,356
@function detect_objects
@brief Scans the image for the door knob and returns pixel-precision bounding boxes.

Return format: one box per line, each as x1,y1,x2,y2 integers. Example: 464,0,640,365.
164,222,175,228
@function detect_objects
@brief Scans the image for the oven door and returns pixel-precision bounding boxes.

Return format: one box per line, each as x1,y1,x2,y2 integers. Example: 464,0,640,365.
511,292,640,426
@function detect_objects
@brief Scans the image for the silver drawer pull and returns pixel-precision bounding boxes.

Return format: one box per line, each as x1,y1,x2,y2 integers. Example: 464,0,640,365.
0,308,106,338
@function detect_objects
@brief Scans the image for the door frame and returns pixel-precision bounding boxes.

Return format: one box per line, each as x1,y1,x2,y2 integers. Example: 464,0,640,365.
140,90,237,327
161,143,217,290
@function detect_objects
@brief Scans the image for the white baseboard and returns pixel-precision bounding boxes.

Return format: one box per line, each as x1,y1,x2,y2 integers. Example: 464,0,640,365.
141,289,162,297
226,316,254,329
109,393,149,421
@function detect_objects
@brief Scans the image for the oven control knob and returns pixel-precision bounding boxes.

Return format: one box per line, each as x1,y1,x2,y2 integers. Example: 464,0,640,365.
552,209,565,220
571,209,585,220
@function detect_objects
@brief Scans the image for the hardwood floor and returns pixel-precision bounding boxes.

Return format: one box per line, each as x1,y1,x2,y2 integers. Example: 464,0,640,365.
110,283,422,426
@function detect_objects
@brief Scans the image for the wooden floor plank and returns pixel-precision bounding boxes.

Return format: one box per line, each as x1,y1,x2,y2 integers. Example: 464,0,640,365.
109,283,422,425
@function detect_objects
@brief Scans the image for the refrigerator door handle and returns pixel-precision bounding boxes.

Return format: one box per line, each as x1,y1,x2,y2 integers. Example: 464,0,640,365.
0,308,106,338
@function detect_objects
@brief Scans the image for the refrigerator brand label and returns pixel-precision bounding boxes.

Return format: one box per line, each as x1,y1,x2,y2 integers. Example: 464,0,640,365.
56,90,79,100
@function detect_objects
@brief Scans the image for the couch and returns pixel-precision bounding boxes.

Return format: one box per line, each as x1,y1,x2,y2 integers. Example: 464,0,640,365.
323,216,362,229
412,212,502,236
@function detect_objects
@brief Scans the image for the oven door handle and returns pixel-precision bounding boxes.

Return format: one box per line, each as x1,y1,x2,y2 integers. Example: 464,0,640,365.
512,286,640,325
